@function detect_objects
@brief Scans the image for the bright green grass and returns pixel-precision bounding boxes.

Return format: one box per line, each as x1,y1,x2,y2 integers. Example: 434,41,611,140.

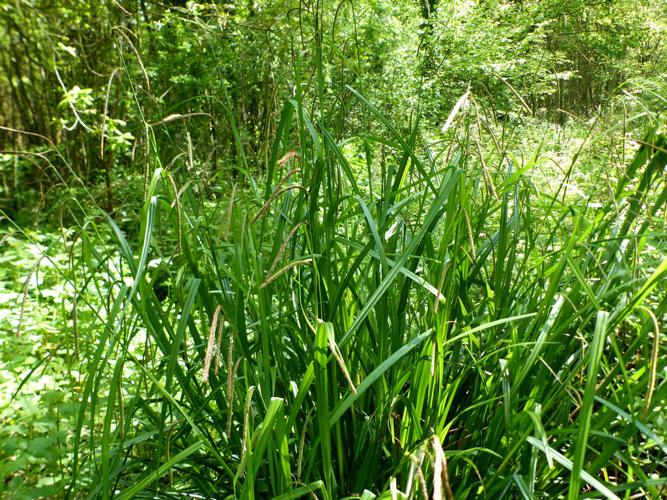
58,90,667,499
2,90,666,499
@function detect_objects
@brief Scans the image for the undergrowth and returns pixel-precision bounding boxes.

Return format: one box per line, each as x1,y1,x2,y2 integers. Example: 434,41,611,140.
32,87,664,499
0,76,666,498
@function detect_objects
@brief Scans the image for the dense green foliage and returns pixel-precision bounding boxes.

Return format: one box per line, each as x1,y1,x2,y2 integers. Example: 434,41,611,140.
2,0,665,217
1,0,666,498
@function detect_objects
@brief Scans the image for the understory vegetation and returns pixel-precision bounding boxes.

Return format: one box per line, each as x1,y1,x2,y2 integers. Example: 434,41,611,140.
0,1,666,498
